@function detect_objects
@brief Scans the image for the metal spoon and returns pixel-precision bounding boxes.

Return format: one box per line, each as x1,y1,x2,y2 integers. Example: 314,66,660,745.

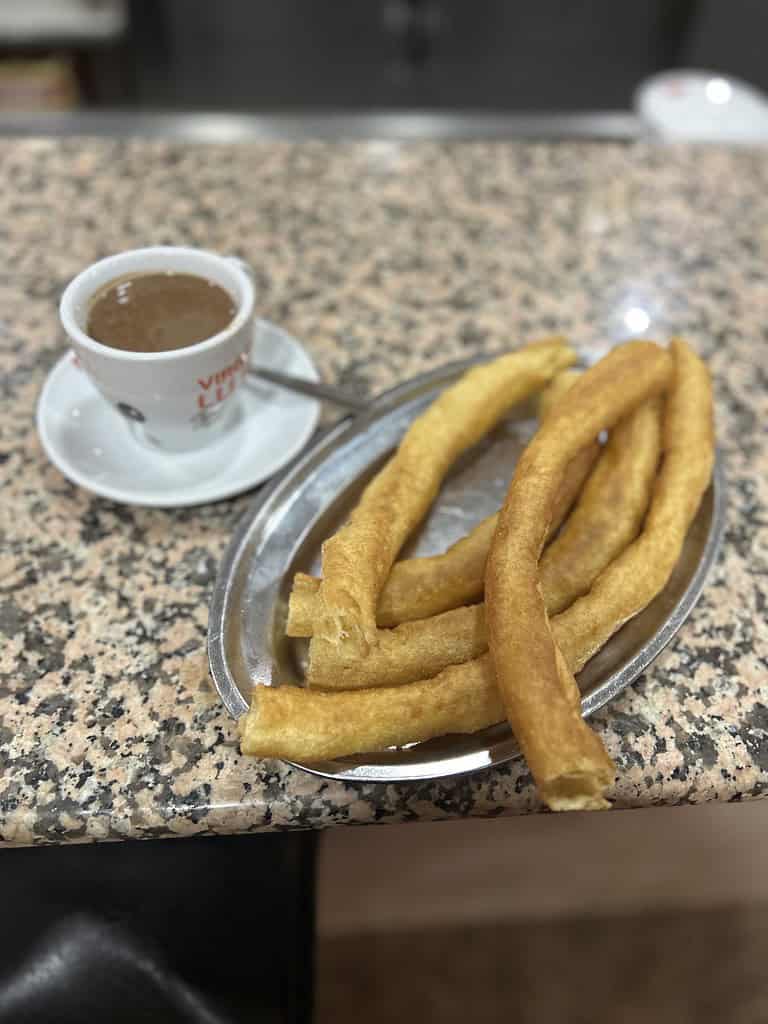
248,365,368,413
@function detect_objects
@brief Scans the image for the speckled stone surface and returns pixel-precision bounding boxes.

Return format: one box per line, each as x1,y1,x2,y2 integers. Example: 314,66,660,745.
0,138,766,846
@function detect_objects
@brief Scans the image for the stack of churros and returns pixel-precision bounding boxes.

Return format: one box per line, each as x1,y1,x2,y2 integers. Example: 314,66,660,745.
240,338,715,812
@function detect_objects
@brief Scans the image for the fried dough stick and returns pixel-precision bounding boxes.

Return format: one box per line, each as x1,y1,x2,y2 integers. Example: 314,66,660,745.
539,396,663,615
309,603,489,689
239,579,627,759
240,343,713,771
305,370,599,686
554,339,714,671
287,522,498,636
286,370,598,637
305,394,660,691
240,656,503,763
312,339,576,660
485,341,673,812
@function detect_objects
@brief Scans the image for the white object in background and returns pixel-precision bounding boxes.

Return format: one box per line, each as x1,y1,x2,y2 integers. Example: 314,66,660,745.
635,69,768,143
37,321,320,508
0,0,126,42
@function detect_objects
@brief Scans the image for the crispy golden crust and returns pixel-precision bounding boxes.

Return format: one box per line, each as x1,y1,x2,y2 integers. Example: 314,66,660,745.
359,513,499,629
550,440,602,538
303,598,576,691
538,368,582,417
554,339,714,672
313,339,576,659
305,580,625,691
239,607,590,762
308,604,489,689
485,341,674,811
242,341,713,799
287,451,595,638
541,370,603,539
239,655,505,763
285,518,495,637
539,396,664,615
287,370,597,640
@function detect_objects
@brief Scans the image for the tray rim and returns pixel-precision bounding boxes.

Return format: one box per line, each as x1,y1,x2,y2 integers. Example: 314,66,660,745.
208,356,726,784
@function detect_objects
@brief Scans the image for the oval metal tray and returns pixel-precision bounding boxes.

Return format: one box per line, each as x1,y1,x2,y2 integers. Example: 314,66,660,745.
208,358,725,783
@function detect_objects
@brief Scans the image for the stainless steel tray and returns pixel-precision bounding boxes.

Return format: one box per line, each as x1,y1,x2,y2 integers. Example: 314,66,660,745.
208,358,725,783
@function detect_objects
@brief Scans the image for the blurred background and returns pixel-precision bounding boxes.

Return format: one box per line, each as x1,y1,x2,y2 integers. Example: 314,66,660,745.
4,4,768,1023
0,0,766,115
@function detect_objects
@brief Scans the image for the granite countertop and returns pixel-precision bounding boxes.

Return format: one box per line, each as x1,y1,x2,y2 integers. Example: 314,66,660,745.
0,138,766,846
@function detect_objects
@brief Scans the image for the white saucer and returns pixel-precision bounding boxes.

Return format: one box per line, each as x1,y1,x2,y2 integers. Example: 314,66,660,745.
37,320,320,507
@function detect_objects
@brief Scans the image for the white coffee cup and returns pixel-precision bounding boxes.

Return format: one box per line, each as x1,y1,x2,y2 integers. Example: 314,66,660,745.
60,246,255,451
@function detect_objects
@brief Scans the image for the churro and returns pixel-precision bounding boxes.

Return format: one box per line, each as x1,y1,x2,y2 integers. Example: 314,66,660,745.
485,341,673,811
313,339,576,660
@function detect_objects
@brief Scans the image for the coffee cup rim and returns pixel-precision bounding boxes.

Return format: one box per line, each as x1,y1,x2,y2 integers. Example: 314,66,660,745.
59,246,255,363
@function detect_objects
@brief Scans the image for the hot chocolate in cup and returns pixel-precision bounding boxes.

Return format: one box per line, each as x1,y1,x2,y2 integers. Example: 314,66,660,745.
59,246,256,452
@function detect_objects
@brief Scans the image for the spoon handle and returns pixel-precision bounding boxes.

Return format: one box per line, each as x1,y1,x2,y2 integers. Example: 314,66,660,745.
248,366,369,413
